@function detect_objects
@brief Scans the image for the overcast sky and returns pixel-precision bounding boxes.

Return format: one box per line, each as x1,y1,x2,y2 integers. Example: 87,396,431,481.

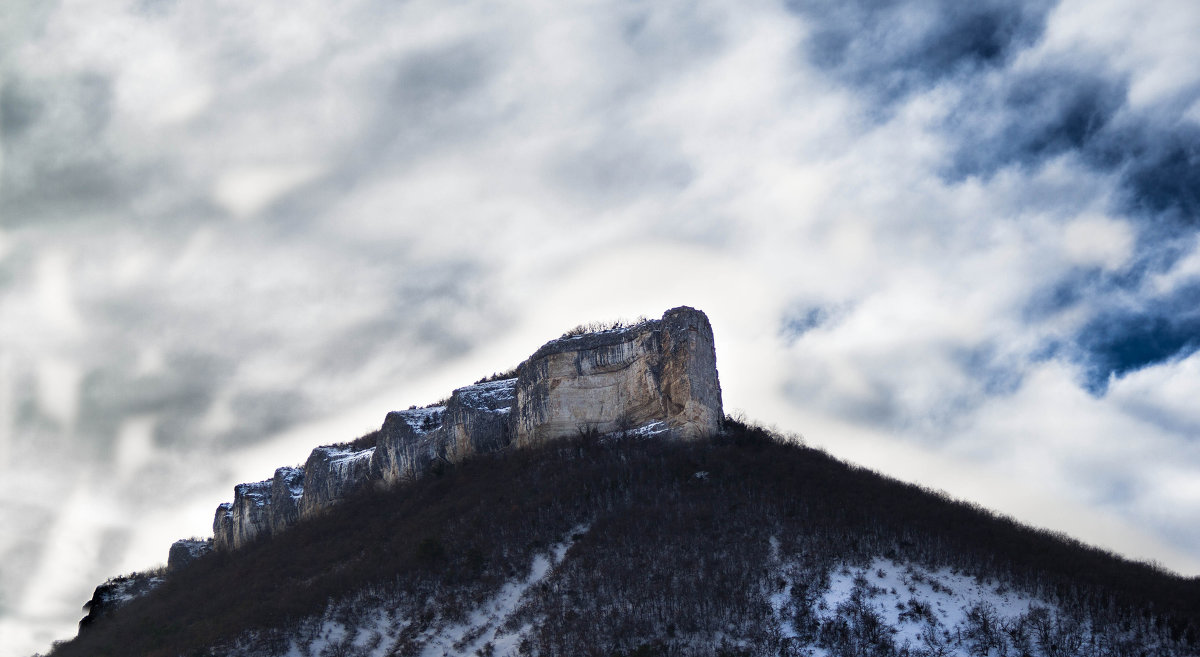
3,0,1200,653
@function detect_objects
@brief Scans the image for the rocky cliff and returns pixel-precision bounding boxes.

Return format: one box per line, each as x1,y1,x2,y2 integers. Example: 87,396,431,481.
167,539,212,571
269,466,305,534
512,306,722,445
208,306,722,553
298,445,376,520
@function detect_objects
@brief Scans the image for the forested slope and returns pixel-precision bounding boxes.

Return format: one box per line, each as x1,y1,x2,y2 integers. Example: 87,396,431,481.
49,420,1200,657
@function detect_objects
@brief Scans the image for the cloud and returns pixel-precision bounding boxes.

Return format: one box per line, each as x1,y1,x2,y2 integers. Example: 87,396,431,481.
790,0,1054,105
3,0,1200,654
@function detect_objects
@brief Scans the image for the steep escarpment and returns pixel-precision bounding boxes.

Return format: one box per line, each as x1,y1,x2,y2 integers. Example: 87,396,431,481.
298,445,376,520
207,306,722,552
513,306,722,445
268,466,304,534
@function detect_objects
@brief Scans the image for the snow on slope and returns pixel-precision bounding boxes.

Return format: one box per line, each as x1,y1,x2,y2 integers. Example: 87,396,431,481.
225,525,587,657
768,547,1059,657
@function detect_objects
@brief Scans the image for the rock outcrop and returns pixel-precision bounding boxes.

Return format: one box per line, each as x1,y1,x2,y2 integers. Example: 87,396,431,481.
79,572,164,632
442,379,517,460
373,379,517,486
372,407,445,485
229,480,273,549
299,445,376,519
270,466,305,535
167,539,212,571
204,306,722,553
213,503,233,552
512,306,722,445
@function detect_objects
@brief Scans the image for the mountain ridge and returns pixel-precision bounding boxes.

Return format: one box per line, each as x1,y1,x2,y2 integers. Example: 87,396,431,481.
50,308,1200,657
53,419,1200,656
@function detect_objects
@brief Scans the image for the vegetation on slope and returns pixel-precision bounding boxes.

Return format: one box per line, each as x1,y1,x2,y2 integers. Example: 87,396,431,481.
49,419,1200,657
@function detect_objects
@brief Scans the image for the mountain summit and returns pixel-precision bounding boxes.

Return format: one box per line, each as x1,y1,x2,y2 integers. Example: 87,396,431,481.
52,308,1200,657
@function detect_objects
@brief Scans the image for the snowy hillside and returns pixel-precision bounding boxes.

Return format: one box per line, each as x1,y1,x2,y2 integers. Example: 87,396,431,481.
48,420,1200,657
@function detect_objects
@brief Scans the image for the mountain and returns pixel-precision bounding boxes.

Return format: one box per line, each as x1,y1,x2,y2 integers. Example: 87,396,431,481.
46,308,1200,657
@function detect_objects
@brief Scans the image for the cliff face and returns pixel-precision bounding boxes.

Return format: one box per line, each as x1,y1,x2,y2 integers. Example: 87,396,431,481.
512,306,722,445
372,407,444,485
442,379,517,461
167,539,212,571
206,306,722,553
372,379,517,486
230,481,272,549
299,446,376,520
269,466,305,535
212,503,233,552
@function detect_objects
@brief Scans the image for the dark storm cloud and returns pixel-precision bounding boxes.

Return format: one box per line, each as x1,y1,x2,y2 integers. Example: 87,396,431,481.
789,0,1054,105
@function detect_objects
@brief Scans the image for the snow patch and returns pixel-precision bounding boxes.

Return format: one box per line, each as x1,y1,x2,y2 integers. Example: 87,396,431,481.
418,525,585,657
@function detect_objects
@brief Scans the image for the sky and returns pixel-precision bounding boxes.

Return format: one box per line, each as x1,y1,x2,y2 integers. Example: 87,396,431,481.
2,0,1200,653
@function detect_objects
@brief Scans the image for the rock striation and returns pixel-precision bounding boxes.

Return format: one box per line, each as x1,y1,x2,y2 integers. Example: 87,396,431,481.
207,306,722,553
372,406,445,485
512,306,722,445
270,466,305,534
213,503,233,552
230,480,273,548
373,378,517,486
299,445,376,520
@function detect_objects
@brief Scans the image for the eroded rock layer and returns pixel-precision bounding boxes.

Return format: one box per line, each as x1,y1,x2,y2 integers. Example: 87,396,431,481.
229,481,272,549
512,306,722,445
269,466,305,535
299,446,376,520
206,306,722,553
212,503,233,552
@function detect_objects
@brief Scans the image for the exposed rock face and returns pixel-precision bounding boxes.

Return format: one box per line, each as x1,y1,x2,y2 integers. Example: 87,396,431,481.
79,573,164,632
299,445,376,519
443,379,517,460
230,480,273,549
213,503,233,552
373,407,445,485
513,306,722,445
373,379,516,485
196,306,722,554
269,466,305,535
168,539,212,571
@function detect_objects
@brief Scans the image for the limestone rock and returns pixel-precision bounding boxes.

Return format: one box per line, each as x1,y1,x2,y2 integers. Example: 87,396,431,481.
512,306,722,445
270,466,305,535
189,306,722,555
372,407,445,485
213,502,233,552
231,480,273,549
371,378,517,485
167,538,212,571
299,445,376,519
443,379,516,461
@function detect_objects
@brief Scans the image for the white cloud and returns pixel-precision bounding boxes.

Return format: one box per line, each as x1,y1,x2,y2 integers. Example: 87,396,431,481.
213,164,322,218
1040,0,1200,108
4,0,1200,654
1061,214,1134,270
